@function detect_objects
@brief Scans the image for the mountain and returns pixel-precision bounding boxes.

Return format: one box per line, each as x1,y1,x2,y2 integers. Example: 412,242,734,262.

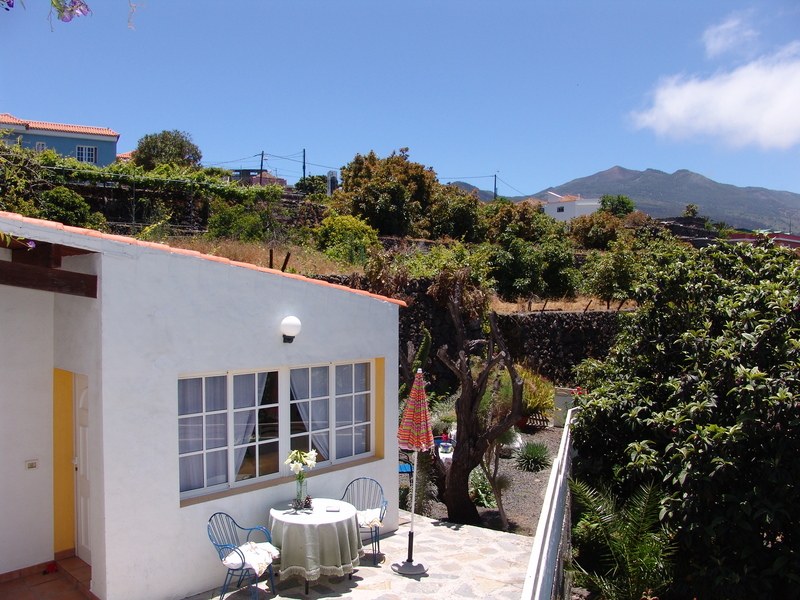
456,167,800,231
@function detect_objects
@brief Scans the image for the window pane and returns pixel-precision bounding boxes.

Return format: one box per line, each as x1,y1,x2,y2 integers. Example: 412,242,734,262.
335,364,352,395
354,362,369,392
179,454,204,492
354,393,369,423
234,410,256,445
310,366,329,398
336,429,353,459
206,450,227,486
336,396,353,427
290,368,309,400
290,402,310,434
205,376,227,411
178,416,203,454
258,406,279,440
311,399,329,431
233,374,255,409
235,446,256,481
258,372,278,406
311,432,330,461
290,436,309,454
178,379,203,415
354,424,370,455
258,441,279,476
206,413,227,449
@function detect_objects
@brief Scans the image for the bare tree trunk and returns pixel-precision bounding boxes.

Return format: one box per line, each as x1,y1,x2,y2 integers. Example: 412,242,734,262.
481,440,509,530
436,275,524,525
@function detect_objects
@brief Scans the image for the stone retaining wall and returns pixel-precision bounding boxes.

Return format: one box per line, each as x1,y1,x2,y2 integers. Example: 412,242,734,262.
314,275,620,389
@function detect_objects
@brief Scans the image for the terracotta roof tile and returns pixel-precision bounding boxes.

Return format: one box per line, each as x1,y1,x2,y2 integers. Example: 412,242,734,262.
0,113,119,139
0,211,406,307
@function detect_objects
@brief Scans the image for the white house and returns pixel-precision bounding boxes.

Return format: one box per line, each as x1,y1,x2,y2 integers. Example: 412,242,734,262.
0,211,402,600
542,191,601,222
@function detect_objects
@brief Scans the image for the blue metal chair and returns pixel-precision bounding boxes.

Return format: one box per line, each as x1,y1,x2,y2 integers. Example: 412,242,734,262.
399,450,414,477
207,512,276,599
341,477,388,565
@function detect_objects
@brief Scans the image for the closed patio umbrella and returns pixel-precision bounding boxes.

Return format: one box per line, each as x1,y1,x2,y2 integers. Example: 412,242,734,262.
392,368,434,576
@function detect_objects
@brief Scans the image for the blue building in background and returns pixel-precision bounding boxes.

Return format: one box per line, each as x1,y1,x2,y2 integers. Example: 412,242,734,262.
1,113,120,167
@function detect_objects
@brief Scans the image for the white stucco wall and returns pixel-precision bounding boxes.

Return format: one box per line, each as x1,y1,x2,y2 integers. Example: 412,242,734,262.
543,198,601,222
0,282,55,574
95,246,400,600
0,214,400,600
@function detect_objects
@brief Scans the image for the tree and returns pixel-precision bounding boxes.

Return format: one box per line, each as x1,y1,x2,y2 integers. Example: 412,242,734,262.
599,194,635,217
132,130,202,171
481,198,562,244
430,269,524,524
569,211,624,250
38,186,106,229
683,203,699,217
427,185,484,242
294,175,328,196
572,239,800,599
314,214,380,265
330,148,439,237
580,236,641,309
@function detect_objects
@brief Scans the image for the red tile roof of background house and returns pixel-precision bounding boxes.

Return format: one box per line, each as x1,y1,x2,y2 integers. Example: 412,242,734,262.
0,113,119,139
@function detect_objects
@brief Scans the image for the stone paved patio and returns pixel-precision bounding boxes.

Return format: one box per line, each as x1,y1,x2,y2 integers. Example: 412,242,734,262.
186,509,534,600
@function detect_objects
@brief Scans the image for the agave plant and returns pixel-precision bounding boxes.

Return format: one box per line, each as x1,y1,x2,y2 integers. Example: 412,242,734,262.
570,480,676,600
514,441,551,472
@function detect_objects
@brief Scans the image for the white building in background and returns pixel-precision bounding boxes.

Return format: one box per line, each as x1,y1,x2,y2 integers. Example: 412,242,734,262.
0,211,402,600
542,191,601,222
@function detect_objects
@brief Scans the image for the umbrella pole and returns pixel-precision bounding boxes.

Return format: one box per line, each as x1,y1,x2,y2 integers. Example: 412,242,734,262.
392,450,428,575
406,450,419,562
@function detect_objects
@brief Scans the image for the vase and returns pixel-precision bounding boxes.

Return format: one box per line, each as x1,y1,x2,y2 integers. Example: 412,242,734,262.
295,477,307,502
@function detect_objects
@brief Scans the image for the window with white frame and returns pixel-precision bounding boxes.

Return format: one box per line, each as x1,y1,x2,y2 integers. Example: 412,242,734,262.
179,361,373,497
556,206,565,213
35,142,46,153
76,145,98,164
334,363,371,459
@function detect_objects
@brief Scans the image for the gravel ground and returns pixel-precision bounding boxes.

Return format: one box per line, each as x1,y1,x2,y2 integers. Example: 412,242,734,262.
419,426,565,536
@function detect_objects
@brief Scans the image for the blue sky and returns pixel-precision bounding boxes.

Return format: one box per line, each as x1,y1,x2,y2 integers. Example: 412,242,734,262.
3,1,800,198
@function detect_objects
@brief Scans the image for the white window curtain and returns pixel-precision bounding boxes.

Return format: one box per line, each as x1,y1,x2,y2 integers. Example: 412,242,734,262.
290,367,330,461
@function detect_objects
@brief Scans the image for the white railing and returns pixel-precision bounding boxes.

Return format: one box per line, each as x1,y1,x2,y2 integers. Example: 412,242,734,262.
520,408,577,600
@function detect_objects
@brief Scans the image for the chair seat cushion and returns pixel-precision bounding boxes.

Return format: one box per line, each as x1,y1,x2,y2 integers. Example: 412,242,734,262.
222,541,280,576
356,508,383,528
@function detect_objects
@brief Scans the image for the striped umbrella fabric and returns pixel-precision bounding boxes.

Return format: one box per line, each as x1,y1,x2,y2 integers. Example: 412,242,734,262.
398,369,434,452
393,369,434,576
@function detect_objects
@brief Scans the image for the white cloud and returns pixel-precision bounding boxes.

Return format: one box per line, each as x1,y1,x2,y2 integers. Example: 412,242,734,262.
632,42,800,150
703,15,758,59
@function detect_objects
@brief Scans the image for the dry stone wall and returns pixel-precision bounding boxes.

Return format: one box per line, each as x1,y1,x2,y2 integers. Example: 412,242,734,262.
314,275,620,389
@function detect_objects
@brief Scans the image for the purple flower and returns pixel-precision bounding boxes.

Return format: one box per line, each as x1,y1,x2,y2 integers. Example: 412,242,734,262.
58,0,91,22
2,1,14,11
26,240,36,249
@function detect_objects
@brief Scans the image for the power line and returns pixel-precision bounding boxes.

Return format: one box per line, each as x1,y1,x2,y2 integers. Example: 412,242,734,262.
496,176,528,197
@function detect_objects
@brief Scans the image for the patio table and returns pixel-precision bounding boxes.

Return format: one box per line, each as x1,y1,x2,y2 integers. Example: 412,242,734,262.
268,498,363,593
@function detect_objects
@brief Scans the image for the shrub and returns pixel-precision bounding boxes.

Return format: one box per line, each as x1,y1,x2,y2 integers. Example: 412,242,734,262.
37,186,107,229
314,214,379,265
518,366,555,417
570,480,676,600
572,239,800,599
207,198,271,242
514,441,550,472
468,467,496,507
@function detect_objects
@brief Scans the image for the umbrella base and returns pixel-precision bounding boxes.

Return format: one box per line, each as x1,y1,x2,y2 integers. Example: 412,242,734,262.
391,560,429,576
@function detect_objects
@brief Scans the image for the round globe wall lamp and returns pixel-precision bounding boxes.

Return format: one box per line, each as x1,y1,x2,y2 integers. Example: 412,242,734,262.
280,316,302,343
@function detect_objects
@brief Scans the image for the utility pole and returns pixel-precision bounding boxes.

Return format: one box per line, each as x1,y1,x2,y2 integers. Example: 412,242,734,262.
493,173,497,200
259,151,265,186
302,149,306,181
